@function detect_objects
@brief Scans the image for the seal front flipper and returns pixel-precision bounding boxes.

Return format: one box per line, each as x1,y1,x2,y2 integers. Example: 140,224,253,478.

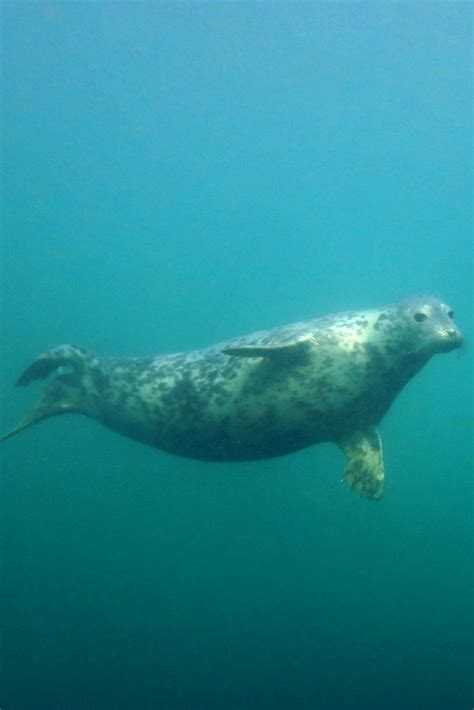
222,338,311,365
338,427,384,500
1,345,90,443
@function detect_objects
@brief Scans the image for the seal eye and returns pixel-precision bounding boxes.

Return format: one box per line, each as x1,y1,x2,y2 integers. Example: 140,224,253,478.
413,312,427,323
448,310,455,319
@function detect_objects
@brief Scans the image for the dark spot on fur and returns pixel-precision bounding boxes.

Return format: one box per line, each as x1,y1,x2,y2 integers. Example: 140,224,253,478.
72,345,89,355
92,369,110,392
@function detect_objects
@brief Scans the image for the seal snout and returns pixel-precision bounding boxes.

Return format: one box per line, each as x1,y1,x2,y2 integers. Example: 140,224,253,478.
447,328,462,343
436,326,463,352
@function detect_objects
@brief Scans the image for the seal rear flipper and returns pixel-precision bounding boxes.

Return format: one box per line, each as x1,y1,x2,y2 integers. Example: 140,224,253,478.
0,378,87,443
338,427,384,500
16,344,90,387
1,346,91,443
222,338,311,365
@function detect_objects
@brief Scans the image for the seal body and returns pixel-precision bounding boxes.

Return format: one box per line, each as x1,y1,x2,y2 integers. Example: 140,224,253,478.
1,296,462,499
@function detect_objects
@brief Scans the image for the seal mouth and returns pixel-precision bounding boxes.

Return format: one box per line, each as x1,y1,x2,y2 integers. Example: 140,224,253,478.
437,329,463,352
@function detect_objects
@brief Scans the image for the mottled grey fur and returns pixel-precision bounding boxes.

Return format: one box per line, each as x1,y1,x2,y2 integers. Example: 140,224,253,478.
1,296,462,499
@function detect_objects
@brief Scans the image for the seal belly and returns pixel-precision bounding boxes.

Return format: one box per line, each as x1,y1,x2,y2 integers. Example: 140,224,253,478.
95,340,373,461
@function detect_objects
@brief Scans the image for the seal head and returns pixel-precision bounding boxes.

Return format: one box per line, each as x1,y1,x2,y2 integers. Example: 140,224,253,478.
394,295,462,354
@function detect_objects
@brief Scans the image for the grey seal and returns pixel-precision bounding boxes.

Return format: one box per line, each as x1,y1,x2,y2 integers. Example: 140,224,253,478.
1,295,462,499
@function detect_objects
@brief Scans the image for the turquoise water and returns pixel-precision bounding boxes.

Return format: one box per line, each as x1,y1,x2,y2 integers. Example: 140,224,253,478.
1,3,472,708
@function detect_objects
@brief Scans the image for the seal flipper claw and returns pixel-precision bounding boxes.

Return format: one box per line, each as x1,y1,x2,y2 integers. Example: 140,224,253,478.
338,428,384,499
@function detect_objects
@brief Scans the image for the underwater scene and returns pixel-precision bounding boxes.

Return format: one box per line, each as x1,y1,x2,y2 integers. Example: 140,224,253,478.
1,3,472,709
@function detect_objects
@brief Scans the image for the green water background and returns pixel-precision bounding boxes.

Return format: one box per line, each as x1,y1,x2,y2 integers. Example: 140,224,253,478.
1,3,472,708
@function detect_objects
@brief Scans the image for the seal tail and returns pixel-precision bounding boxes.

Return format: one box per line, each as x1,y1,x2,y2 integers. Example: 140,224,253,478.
1,345,92,443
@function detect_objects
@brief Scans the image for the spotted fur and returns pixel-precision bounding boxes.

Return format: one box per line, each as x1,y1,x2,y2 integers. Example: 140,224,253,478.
1,296,462,499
